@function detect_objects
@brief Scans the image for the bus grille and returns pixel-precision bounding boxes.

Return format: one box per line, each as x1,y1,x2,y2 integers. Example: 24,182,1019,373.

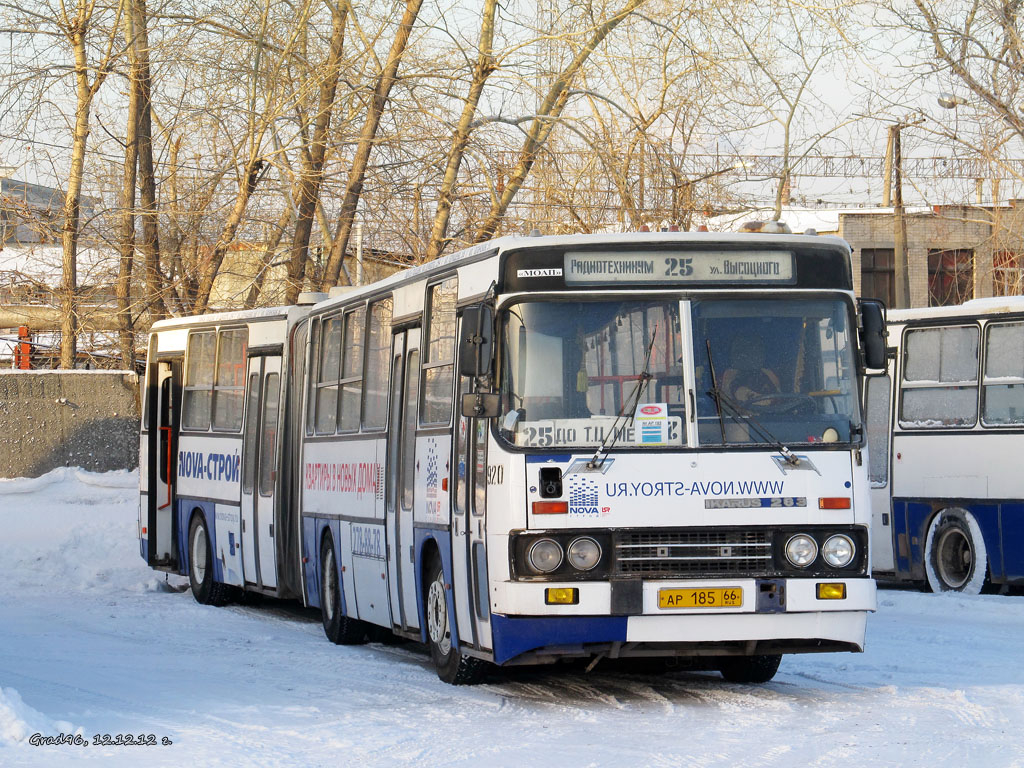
614,530,774,578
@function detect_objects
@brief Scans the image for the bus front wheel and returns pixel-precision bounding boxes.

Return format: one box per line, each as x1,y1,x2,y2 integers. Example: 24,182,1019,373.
319,534,367,645
187,514,234,606
924,509,989,594
719,654,781,684
425,555,486,685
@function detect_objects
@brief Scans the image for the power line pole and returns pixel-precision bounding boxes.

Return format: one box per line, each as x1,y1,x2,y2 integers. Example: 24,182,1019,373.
889,116,925,308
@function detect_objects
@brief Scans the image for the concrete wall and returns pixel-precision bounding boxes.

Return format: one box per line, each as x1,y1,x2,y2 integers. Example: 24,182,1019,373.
0,370,139,478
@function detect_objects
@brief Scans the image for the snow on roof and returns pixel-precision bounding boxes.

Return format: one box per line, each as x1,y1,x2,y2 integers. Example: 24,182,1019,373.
703,206,934,236
889,295,1024,322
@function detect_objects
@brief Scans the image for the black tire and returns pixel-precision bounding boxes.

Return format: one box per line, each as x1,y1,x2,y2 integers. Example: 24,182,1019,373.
719,654,781,684
187,513,235,606
424,554,487,685
320,533,367,645
924,508,989,594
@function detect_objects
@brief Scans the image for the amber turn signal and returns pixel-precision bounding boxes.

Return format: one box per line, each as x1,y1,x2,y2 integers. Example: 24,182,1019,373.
818,497,851,510
533,501,568,515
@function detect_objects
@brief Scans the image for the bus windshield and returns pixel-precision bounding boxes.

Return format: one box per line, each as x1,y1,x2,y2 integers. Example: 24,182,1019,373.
692,297,860,446
499,296,860,449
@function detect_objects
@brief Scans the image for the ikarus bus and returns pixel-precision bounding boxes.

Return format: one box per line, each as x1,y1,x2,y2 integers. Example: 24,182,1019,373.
138,230,887,684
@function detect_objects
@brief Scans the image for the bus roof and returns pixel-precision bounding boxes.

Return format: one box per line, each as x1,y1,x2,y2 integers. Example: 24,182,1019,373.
307,230,852,314
888,296,1024,323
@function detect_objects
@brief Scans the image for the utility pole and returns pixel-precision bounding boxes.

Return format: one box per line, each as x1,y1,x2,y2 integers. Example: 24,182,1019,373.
888,116,925,308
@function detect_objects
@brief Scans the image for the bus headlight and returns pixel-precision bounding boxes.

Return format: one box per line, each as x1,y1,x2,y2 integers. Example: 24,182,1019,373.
785,534,818,567
822,534,855,568
567,537,601,571
527,538,563,573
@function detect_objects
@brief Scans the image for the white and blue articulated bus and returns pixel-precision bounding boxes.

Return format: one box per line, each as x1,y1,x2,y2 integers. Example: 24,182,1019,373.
867,297,1024,594
140,231,886,684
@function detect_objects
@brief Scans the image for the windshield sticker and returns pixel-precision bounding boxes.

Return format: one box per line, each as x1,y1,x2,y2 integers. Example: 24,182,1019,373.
515,418,683,448
633,403,670,445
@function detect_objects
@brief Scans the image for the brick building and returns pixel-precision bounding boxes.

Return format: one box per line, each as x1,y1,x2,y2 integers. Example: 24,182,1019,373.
711,204,1024,308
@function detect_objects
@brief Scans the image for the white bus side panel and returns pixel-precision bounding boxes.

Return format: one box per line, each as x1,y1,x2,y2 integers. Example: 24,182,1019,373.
302,437,389,625
215,503,244,586
176,435,243,503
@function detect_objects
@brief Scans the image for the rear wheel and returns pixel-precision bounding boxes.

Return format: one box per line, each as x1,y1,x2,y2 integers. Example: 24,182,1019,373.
187,514,234,606
425,554,487,685
320,533,367,645
719,654,781,684
924,509,989,594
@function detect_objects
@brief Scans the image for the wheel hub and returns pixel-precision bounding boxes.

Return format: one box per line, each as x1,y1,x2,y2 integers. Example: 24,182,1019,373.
427,576,451,655
936,527,972,589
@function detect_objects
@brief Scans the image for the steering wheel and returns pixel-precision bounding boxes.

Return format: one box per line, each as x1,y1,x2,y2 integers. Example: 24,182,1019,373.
743,392,817,414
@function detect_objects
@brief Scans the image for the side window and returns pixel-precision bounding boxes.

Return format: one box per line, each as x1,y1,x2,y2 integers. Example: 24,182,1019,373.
339,306,365,432
212,328,247,431
865,375,891,485
899,325,979,428
315,314,342,434
182,331,216,430
362,298,393,430
982,321,1024,425
422,276,457,424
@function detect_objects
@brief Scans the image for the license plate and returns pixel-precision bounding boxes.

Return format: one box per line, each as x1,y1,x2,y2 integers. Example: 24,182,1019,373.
658,587,743,609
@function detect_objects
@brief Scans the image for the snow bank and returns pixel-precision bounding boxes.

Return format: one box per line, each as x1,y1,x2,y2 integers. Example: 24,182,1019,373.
0,467,153,594
0,687,78,747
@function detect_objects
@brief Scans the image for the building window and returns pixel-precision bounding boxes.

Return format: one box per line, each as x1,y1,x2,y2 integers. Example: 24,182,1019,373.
928,249,973,306
861,248,894,306
993,251,1024,297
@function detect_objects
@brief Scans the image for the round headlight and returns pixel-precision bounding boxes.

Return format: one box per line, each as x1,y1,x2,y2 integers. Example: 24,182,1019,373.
785,534,818,567
822,534,855,567
567,537,602,571
527,538,563,573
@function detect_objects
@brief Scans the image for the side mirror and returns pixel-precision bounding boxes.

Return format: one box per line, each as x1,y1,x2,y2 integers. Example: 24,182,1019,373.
458,305,494,378
461,392,501,418
859,299,887,370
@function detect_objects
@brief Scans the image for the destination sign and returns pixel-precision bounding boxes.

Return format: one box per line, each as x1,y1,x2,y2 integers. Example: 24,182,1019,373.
563,250,795,285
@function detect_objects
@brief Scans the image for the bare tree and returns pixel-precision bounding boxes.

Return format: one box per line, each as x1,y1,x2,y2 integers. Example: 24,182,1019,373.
319,0,424,289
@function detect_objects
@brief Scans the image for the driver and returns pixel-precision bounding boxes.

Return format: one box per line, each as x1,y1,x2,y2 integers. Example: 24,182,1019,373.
720,333,781,405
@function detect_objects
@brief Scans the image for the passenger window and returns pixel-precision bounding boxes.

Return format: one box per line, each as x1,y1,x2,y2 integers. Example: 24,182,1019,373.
212,329,247,431
362,298,393,430
339,307,365,432
421,277,457,424
182,331,216,430
982,321,1024,425
899,326,979,428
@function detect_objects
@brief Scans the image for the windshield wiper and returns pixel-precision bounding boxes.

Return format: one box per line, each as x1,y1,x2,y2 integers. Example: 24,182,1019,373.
585,324,658,470
705,341,800,467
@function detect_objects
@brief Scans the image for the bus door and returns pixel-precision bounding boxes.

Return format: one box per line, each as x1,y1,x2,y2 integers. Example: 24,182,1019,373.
452,403,493,650
865,373,896,572
151,358,181,566
386,328,421,632
241,355,283,589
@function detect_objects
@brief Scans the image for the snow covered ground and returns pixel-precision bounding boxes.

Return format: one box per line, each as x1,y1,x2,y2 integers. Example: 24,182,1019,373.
0,469,1022,767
